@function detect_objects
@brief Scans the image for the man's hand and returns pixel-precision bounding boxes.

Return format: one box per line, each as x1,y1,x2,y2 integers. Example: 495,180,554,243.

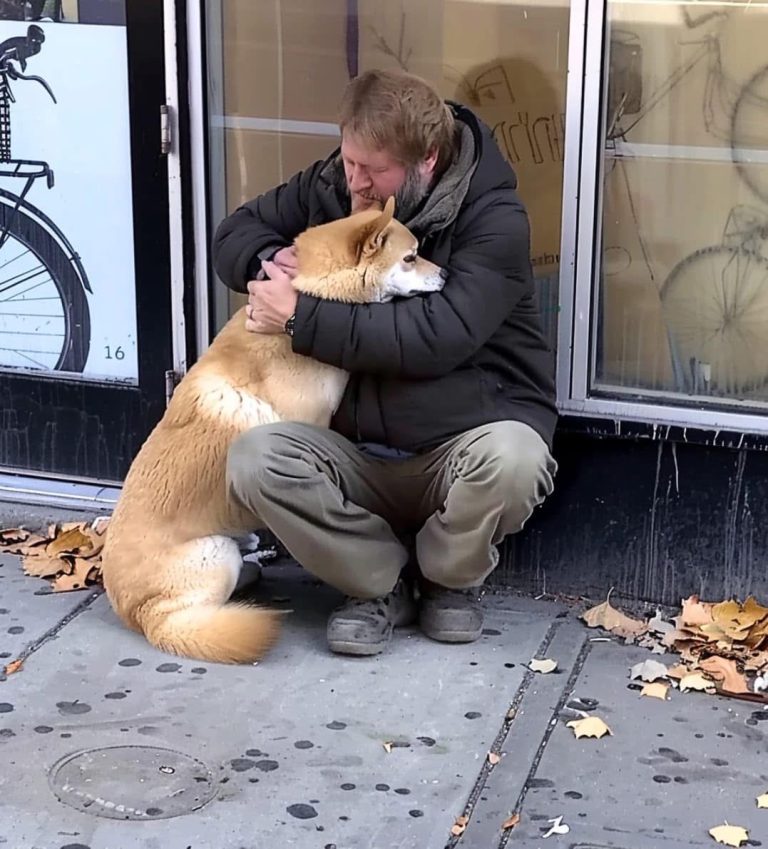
272,246,299,277
245,260,299,334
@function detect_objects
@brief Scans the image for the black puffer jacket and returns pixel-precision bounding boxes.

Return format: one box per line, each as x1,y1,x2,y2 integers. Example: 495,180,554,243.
212,104,557,452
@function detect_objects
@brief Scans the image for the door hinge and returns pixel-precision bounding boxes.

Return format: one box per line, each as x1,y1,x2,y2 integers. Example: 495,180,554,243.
160,104,172,155
165,369,181,406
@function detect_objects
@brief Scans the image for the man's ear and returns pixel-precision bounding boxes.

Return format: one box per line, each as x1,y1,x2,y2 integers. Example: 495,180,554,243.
357,196,396,259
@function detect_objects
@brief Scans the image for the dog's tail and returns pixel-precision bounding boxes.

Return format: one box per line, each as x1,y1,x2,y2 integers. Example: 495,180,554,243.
142,604,282,664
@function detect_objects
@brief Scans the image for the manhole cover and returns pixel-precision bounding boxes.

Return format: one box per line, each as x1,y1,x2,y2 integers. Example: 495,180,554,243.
49,745,216,820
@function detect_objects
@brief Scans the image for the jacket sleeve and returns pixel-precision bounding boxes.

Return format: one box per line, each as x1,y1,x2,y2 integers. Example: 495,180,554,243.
291,195,534,378
212,161,325,293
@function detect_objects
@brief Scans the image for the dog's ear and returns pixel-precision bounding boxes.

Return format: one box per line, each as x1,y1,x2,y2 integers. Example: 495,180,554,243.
357,196,396,260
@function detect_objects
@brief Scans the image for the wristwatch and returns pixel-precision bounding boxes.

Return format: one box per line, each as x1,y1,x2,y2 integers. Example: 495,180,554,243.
284,313,296,337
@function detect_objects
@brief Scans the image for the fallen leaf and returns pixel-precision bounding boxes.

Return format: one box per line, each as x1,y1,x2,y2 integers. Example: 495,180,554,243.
529,658,557,674
46,525,92,558
630,659,669,682
543,815,570,837
682,595,713,626
382,742,392,753
709,823,749,847
581,592,647,638
698,656,750,694
501,813,520,830
566,716,612,739
641,682,669,700
487,752,501,765
51,557,94,592
0,527,47,555
506,707,516,720
680,672,717,693
3,659,23,675
756,793,768,808
666,663,691,679
451,815,469,836
647,610,676,636
22,551,67,578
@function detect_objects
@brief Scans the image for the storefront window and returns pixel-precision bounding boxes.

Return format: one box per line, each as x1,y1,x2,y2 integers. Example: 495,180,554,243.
596,1,768,409
205,0,570,346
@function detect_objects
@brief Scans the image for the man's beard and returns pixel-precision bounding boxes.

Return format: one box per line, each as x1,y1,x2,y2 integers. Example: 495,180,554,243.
349,166,431,221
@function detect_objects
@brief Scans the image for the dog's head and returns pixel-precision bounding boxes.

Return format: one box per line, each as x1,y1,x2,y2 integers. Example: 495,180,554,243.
293,197,446,304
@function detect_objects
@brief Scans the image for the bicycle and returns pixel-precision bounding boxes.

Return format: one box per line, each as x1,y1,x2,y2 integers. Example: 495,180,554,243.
0,24,91,373
603,7,768,398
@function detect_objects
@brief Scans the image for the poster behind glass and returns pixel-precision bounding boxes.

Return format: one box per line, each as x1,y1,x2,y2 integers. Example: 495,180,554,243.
0,0,137,383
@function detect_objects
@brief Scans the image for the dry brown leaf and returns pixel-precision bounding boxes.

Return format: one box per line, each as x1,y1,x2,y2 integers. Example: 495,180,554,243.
3,659,23,675
681,595,713,626
566,716,612,739
487,752,501,765
698,656,750,694
501,812,520,830
680,672,716,693
709,823,749,847
666,663,691,679
581,593,647,638
51,561,93,592
0,527,48,555
641,682,670,700
501,813,520,831
756,793,768,808
22,551,66,578
450,815,469,836
46,525,92,558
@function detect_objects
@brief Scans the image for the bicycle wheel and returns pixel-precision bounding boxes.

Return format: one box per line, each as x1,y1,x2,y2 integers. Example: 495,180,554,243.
0,190,90,372
661,246,768,396
732,65,768,205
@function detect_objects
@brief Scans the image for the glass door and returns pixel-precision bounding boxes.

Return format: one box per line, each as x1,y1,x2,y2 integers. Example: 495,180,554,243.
0,0,173,481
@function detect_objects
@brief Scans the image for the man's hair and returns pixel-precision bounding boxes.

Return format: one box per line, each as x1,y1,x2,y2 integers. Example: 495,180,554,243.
339,69,456,173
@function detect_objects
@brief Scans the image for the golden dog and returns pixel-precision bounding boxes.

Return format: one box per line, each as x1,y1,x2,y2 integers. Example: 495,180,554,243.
101,198,445,663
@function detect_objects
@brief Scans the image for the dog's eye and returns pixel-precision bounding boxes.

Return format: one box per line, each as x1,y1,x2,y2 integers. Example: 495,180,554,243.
403,254,417,264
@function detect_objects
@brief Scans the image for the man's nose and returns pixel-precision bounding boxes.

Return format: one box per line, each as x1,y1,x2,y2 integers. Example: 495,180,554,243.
348,166,371,192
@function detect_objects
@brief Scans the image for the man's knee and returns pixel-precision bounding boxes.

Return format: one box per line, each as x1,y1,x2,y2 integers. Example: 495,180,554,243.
227,422,304,493
463,421,556,501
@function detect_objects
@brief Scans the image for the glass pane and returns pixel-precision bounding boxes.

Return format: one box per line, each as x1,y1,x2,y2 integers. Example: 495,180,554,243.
596,1,768,408
205,0,570,347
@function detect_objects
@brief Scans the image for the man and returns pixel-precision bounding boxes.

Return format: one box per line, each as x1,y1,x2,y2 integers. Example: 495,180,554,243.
213,69,557,657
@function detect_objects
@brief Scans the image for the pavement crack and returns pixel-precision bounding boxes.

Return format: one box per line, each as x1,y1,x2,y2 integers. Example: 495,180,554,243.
1,589,102,678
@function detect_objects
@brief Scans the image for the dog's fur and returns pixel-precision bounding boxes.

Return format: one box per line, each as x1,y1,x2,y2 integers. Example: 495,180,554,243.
101,198,444,663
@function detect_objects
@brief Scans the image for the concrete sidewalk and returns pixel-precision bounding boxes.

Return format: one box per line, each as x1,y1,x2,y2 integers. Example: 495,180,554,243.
0,541,767,848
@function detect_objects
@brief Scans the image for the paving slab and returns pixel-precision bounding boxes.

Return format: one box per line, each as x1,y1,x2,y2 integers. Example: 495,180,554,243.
1,554,767,849
0,563,566,849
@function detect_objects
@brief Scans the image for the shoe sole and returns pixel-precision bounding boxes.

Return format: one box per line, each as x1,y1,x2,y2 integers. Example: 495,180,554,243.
421,628,482,643
328,639,388,656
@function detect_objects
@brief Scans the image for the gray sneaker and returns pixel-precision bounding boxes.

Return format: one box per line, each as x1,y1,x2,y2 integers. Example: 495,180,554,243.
327,579,417,656
419,586,484,643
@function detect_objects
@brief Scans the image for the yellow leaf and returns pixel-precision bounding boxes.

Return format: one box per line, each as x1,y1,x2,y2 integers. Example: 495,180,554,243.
709,823,749,847
501,813,520,830
451,815,469,836
680,672,716,693
45,525,92,558
487,752,501,765
3,659,22,675
566,716,612,739
51,558,93,592
641,682,669,700
698,656,750,694
581,593,647,638
528,658,557,674
681,595,714,626
756,793,768,808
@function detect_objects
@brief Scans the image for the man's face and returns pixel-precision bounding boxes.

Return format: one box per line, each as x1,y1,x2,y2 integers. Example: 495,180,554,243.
340,134,434,214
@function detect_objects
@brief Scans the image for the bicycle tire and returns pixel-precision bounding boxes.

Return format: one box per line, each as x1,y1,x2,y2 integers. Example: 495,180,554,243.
731,64,768,205
0,191,90,372
661,245,768,395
